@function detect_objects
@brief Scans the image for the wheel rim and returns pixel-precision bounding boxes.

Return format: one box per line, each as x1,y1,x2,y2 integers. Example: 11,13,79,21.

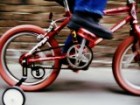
119,43,140,90
2,88,25,105
1,32,56,85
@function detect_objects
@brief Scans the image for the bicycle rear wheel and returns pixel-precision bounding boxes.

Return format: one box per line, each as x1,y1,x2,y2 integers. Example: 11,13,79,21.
0,25,61,91
113,36,140,95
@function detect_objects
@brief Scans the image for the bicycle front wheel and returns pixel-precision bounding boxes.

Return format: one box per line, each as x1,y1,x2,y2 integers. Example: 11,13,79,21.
113,36,140,95
0,25,61,91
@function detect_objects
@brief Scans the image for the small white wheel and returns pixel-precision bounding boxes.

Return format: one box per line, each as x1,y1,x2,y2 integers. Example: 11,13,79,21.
2,86,26,105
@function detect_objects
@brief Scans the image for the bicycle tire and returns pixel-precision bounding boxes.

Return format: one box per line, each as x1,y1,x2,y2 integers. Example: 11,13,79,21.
0,25,61,91
112,36,140,95
2,86,26,105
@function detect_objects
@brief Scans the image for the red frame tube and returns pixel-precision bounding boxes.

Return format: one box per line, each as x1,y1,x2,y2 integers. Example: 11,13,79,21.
104,6,130,15
27,3,140,63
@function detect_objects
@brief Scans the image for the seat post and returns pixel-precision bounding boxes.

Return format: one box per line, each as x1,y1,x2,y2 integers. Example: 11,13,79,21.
63,0,70,12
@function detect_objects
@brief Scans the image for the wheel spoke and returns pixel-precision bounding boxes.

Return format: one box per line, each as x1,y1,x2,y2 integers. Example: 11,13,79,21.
122,53,136,68
113,37,140,95
0,32,60,90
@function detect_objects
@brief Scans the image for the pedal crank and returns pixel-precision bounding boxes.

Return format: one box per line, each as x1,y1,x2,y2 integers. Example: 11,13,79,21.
66,43,93,70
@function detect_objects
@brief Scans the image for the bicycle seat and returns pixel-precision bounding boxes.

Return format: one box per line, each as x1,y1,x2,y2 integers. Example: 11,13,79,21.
68,12,113,39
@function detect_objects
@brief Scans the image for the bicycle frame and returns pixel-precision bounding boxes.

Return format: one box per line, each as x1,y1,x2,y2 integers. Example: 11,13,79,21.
2,0,140,94
25,0,140,64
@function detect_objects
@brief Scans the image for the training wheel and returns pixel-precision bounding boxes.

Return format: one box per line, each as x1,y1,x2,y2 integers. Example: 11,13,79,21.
2,86,26,105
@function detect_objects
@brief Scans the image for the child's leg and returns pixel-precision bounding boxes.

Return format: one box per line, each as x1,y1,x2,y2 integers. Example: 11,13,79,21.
63,34,73,53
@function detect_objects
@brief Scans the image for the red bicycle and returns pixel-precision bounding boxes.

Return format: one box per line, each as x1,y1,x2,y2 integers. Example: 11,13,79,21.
0,0,140,95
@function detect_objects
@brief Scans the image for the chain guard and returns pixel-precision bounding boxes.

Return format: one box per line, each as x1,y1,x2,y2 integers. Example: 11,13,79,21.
66,44,93,70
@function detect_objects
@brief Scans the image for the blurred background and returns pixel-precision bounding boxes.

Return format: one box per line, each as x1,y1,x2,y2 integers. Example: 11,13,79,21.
0,1,140,105
0,0,140,66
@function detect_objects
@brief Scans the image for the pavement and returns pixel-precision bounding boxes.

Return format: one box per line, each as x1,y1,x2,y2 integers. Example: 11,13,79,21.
0,67,140,105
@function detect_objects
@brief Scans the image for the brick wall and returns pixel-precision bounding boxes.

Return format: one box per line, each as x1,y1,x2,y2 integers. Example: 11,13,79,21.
0,0,140,66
